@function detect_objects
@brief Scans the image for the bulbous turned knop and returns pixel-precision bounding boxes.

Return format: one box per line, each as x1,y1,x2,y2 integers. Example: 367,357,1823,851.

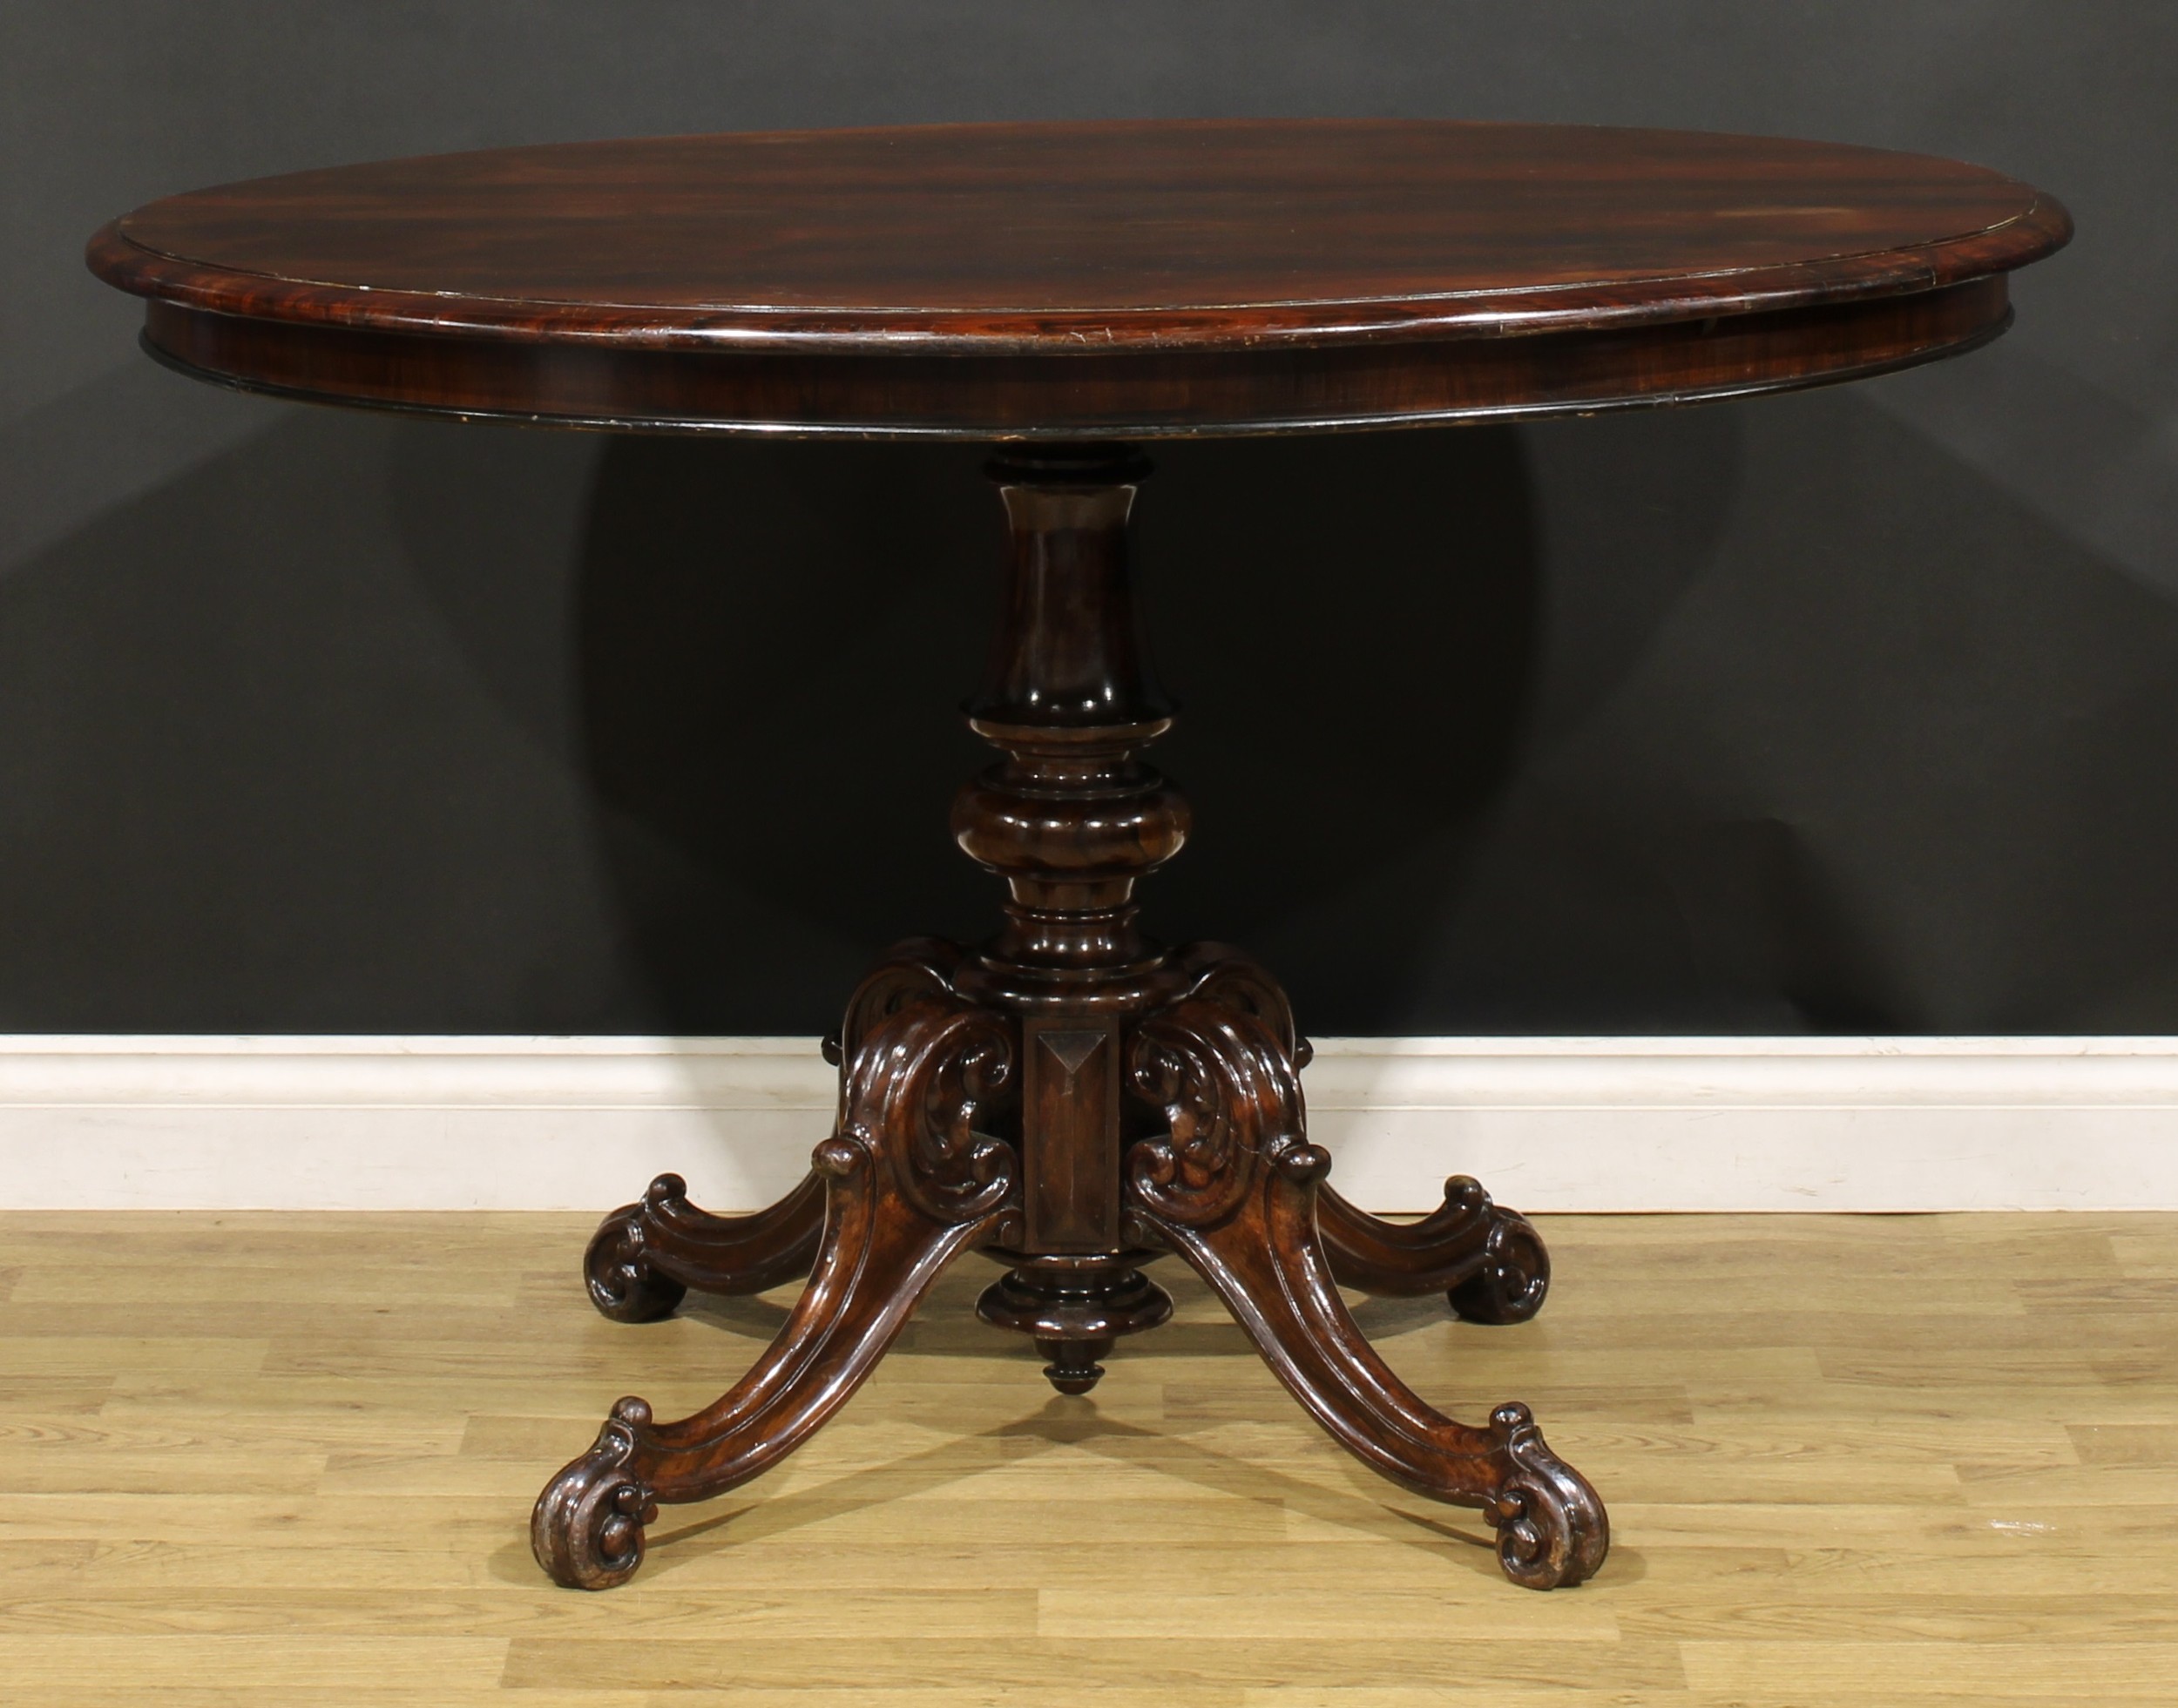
951,770,1189,878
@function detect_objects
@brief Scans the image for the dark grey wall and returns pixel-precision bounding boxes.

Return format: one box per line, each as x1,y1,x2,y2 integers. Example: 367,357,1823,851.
5,3,2175,1035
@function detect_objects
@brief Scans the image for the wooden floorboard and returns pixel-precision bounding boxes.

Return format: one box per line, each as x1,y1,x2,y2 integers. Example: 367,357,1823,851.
2,1210,2175,1702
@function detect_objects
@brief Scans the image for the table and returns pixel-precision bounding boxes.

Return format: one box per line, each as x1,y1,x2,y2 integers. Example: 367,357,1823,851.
90,119,2068,1594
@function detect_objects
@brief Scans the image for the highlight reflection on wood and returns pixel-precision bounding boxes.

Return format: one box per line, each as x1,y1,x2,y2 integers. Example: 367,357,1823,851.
3,1211,2174,1701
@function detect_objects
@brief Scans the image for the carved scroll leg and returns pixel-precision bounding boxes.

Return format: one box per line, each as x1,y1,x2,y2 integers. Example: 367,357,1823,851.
1149,1146,1605,1589
536,1141,985,1588
584,1171,828,1323
1316,1176,1552,1325
1127,1001,1604,1590
536,998,1017,1589
580,940,983,1326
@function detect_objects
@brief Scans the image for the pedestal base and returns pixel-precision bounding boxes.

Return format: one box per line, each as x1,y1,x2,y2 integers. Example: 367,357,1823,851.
534,939,1606,1594
531,446,1606,1592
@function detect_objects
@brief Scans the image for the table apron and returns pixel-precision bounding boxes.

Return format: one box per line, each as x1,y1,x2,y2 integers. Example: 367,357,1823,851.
140,276,2011,439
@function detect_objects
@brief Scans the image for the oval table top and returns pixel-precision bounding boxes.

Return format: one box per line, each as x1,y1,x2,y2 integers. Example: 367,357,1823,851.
89,119,2069,439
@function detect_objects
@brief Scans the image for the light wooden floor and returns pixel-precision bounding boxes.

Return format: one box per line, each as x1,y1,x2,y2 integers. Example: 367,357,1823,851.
2,1211,2175,1705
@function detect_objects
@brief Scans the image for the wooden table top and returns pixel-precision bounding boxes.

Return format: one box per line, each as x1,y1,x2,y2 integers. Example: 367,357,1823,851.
89,120,2069,438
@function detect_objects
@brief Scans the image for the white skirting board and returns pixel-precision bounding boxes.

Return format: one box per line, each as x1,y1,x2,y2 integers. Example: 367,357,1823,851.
0,1035,2175,1213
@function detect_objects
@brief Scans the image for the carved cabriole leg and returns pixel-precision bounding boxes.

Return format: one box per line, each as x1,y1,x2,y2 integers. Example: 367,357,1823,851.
532,989,1016,1590
1316,1178,1552,1324
1124,996,1608,1590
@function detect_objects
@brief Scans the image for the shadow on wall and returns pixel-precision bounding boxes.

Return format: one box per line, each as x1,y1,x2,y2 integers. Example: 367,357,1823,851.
569,426,1546,1033
5,387,2178,1033
1412,389,2178,1034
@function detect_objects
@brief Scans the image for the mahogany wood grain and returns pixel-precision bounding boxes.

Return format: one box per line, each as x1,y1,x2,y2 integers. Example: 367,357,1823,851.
89,120,2067,437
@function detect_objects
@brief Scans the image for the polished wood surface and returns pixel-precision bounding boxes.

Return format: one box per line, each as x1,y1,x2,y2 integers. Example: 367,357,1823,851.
87,120,2068,435
90,123,2064,344
5,1210,2174,1703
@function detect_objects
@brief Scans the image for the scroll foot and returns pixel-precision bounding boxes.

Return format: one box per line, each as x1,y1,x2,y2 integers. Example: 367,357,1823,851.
531,1397,659,1590
1485,1400,1610,1590
584,1171,827,1323
1317,1174,1551,1325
